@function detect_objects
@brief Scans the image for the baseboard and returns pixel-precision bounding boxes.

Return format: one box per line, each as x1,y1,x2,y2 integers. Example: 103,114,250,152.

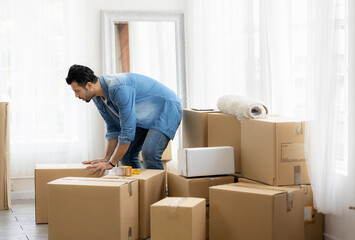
11,191,35,200
324,233,344,240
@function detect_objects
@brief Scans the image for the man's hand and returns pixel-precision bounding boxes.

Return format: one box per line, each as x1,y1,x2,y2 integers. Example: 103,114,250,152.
82,158,108,165
86,162,113,177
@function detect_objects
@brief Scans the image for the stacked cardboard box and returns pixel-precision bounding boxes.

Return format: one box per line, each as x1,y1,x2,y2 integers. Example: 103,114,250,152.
210,182,304,240
103,169,166,239
178,146,235,177
208,113,241,173
0,102,10,210
35,163,100,223
182,109,218,148
168,171,234,238
238,177,324,239
151,197,206,240
241,117,309,186
48,177,138,240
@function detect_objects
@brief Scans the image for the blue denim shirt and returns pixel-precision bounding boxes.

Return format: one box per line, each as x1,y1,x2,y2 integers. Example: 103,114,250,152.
92,73,182,145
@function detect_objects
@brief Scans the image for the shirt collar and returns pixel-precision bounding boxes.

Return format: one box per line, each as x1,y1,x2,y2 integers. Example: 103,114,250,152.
99,76,110,102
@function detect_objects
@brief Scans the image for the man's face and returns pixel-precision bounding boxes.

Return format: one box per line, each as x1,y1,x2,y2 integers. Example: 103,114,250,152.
70,82,95,103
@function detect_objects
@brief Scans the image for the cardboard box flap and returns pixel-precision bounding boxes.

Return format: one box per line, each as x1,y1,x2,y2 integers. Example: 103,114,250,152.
35,163,89,169
153,197,205,208
211,183,288,196
49,177,135,187
252,116,302,123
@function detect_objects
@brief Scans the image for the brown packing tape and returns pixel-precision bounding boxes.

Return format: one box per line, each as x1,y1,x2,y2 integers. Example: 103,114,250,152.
128,227,132,240
60,177,134,195
286,191,293,212
294,165,301,185
294,122,303,135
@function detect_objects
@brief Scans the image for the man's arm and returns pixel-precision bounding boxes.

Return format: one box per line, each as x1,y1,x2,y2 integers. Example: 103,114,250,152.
82,139,118,165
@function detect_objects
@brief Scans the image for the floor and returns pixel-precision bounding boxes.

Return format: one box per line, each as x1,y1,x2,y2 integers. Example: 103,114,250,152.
0,199,47,240
0,199,151,240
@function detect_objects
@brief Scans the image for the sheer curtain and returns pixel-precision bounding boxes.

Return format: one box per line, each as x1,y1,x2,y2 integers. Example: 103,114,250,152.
0,0,103,178
305,0,352,215
187,0,351,213
186,0,307,116
129,22,177,92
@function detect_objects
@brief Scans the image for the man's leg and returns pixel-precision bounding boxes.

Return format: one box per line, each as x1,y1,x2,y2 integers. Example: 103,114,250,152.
141,129,170,170
120,127,148,168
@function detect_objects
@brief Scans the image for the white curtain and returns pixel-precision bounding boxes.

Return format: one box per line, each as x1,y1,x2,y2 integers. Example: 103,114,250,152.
128,22,177,93
187,0,351,214
0,0,103,178
305,0,352,215
187,0,308,117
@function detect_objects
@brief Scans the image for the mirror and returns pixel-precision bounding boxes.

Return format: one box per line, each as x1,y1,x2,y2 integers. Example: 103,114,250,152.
101,11,187,108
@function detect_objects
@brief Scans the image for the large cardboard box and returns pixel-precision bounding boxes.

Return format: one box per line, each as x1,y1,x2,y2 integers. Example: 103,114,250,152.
209,182,304,240
182,109,218,148
0,102,10,210
48,177,138,240
241,117,310,185
208,113,241,173
178,147,234,177
167,171,234,201
151,197,206,240
233,179,324,239
103,170,166,239
35,163,100,223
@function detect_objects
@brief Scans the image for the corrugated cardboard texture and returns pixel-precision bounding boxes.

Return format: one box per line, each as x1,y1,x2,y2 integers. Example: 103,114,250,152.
103,170,166,239
305,210,324,240
35,164,100,223
209,183,304,240
48,177,138,240
167,171,234,199
207,113,241,173
182,109,214,148
151,197,206,240
0,102,10,210
241,118,310,186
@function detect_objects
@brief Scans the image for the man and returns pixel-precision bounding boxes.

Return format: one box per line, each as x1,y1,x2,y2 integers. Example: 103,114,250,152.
66,64,182,176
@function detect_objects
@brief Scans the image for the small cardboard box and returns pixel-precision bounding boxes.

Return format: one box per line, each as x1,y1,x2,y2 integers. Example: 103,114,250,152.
182,109,218,148
167,171,234,201
48,177,138,240
151,197,206,240
0,102,10,210
208,113,241,173
241,117,310,186
35,163,100,223
178,147,235,177
209,182,304,240
103,169,166,239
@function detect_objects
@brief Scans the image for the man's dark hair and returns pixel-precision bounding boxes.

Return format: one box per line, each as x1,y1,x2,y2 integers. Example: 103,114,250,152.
66,64,98,88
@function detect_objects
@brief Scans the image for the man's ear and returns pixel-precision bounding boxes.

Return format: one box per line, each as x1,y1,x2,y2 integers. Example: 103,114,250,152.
86,82,94,90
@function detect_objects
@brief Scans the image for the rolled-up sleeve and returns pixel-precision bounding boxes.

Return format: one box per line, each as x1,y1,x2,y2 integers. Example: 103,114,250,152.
111,84,136,145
